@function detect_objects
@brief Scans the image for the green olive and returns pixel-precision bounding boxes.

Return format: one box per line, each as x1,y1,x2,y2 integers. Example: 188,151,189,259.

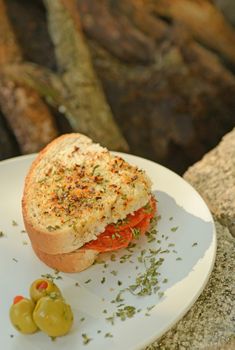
33,295,73,337
9,296,38,334
30,278,61,302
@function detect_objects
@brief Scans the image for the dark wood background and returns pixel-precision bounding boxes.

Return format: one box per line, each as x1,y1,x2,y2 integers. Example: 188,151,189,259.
1,0,235,174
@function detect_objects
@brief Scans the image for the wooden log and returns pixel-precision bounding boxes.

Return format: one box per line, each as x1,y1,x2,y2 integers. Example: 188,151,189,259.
5,0,57,70
84,19,235,172
43,0,129,151
0,0,22,65
77,0,157,62
152,0,235,65
116,0,167,42
0,111,19,160
0,0,58,154
215,0,235,26
0,76,58,154
1,0,235,174
1,63,66,109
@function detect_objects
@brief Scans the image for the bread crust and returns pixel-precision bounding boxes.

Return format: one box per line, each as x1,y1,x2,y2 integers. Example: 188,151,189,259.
22,133,152,255
22,134,87,254
22,216,77,255
32,243,99,273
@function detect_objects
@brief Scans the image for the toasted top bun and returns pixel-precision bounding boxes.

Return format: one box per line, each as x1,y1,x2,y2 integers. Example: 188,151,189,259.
22,133,152,254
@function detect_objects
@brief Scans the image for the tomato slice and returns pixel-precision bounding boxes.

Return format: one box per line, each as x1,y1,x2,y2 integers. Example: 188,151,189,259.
135,216,151,235
84,197,156,252
84,228,133,252
106,196,156,233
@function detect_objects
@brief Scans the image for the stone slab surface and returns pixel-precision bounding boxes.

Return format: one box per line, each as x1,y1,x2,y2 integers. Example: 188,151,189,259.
147,128,235,349
184,128,235,236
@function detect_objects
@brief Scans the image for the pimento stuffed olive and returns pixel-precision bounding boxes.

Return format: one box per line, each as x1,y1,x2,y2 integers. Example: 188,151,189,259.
33,295,73,337
9,296,38,334
30,278,61,302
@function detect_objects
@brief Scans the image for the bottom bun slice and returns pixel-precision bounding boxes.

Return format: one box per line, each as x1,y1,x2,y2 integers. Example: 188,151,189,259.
32,244,99,273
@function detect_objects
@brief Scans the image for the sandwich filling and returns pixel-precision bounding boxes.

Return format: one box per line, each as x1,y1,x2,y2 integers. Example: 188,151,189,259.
84,196,156,252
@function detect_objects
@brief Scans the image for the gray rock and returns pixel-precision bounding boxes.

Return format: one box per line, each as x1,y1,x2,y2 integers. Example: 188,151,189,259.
147,127,235,349
184,128,235,237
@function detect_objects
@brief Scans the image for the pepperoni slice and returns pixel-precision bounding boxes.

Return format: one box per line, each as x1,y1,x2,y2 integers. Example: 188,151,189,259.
84,228,133,252
135,216,151,235
84,197,156,252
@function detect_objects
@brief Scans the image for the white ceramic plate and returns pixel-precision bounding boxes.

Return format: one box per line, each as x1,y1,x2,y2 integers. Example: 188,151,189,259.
0,153,216,350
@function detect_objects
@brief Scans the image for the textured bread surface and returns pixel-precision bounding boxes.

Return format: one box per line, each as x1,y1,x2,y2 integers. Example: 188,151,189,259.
32,244,98,273
22,133,152,254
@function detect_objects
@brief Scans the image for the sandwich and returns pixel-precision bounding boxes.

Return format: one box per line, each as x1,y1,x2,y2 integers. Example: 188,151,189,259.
22,133,157,273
